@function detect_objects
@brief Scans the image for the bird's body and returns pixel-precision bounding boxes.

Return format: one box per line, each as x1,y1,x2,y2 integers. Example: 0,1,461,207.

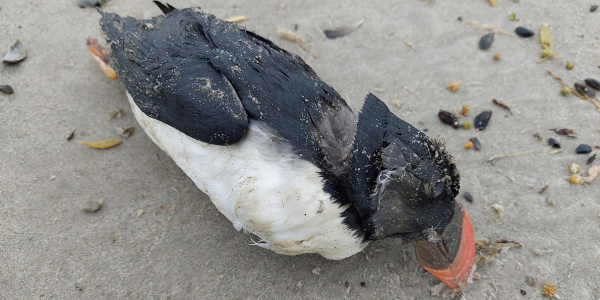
98,2,475,291
129,93,364,259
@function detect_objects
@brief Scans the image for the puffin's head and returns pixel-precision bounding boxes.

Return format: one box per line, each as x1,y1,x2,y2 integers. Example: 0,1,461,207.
369,133,474,291
352,94,474,291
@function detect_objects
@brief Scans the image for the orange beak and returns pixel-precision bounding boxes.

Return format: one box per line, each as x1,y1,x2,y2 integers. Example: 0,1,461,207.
413,203,475,291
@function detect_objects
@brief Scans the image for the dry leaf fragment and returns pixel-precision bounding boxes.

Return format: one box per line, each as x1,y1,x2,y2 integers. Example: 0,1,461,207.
116,126,135,137
550,128,578,138
109,109,123,120
492,99,512,114
226,15,249,23
323,19,364,39
447,82,461,92
277,27,317,58
538,25,558,61
78,138,121,149
475,238,522,266
86,37,118,80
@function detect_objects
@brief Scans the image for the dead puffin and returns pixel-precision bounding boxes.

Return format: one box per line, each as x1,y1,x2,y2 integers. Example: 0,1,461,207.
95,1,475,291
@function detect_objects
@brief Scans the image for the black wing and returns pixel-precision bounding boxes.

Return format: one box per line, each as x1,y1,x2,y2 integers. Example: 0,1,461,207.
100,7,356,173
100,10,248,145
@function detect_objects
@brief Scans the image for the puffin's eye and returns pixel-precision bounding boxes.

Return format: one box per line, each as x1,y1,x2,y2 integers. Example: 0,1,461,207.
433,181,444,197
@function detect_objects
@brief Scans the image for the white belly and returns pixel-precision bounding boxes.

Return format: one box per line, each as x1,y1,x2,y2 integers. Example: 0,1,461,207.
128,93,365,259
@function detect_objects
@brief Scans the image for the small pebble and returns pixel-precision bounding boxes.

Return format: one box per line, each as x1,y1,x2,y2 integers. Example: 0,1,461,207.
491,203,504,218
585,78,600,91
464,141,473,149
547,197,555,207
137,209,144,217
438,110,459,129
0,85,13,94
569,162,581,174
493,53,501,61
515,27,535,38
576,144,592,154
520,289,526,295
457,16,463,21
474,110,492,130
591,4,598,12
82,198,103,213
479,33,494,50
587,153,596,165
526,276,536,287
469,137,481,150
547,138,561,148
463,192,474,202
509,13,516,21
3,40,27,63
532,249,542,256
360,282,366,287
345,282,349,288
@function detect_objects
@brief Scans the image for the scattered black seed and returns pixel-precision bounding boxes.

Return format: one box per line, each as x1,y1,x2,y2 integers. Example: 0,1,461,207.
576,144,592,154
520,289,527,295
515,27,535,38
469,137,481,150
587,154,596,165
474,110,492,130
574,83,595,98
360,282,366,287
438,110,459,129
479,33,494,50
345,282,349,288
463,192,474,202
0,85,13,94
585,78,600,91
591,5,598,12
457,17,463,21
548,138,561,148
587,88,596,98
67,130,76,141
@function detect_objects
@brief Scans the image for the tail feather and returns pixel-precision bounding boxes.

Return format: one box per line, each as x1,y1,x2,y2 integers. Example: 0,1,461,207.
153,1,176,15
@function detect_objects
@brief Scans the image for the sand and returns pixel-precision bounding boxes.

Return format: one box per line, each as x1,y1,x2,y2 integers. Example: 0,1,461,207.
1,0,599,299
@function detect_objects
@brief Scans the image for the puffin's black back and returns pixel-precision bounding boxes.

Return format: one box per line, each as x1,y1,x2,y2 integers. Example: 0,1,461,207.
99,7,356,177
